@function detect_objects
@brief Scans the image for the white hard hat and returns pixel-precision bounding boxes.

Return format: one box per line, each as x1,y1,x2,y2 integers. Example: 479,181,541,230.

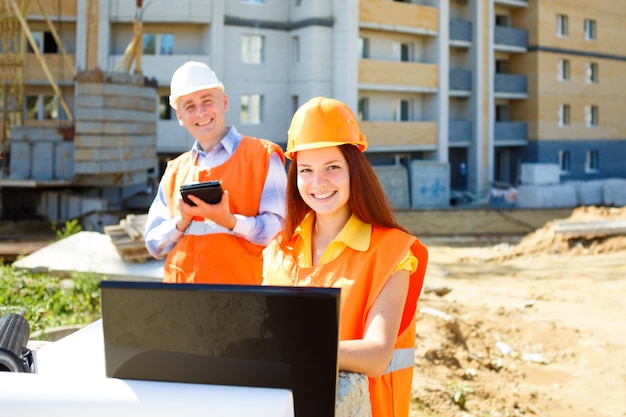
169,61,224,109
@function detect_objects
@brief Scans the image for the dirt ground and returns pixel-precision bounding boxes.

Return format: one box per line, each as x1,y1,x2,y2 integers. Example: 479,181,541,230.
409,206,626,417
2,206,625,416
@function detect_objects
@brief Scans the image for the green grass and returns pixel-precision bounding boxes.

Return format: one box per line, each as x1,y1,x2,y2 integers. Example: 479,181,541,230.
0,264,102,339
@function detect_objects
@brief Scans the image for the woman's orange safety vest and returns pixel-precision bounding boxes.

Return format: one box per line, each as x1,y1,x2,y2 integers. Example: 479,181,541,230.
263,226,428,417
161,136,283,284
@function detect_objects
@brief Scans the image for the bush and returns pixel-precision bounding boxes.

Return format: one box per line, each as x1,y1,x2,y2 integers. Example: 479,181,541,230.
0,264,102,339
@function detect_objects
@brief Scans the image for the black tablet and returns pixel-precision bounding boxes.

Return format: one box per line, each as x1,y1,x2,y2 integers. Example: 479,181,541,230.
180,181,223,205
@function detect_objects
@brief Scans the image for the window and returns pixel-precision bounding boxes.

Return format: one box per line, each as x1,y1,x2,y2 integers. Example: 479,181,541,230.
27,31,58,53
392,42,411,62
393,99,410,121
25,94,59,120
27,31,42,53
358,97,369,121
585,105,598,127
495,104,510,122
401,44,410,62
584,19,596,40
25,95,39,119
242,35,264,64
358,37,369,59
160,34,174,55
158,96,172,120
292,36,300,64
495,59,507,74
142,34,174,55
240,94,263,124
558,150,571,174
586,62,598,83
495,14,510,27
556,14,568,37
558,59,570,81
585,150,599,172
558,104,570,126
143,34,156,54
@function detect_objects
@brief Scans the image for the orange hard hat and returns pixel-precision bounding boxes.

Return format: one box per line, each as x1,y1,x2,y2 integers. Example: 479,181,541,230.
285,97,367,159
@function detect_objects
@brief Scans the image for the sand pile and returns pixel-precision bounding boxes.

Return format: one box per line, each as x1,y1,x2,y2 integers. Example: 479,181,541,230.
491,206,626,259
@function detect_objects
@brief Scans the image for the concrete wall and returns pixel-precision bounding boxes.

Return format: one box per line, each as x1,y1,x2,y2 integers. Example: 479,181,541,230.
373,165,410,210
410,160,450,208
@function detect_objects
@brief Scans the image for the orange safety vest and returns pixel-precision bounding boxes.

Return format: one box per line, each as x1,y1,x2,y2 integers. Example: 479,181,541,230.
161,136,284,284
263,226,428,417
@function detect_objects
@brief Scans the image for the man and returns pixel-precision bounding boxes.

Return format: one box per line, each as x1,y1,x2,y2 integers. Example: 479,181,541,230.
144,61,286,284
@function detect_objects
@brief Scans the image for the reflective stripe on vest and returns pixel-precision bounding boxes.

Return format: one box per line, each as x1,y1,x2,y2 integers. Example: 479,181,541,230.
385,347,414,374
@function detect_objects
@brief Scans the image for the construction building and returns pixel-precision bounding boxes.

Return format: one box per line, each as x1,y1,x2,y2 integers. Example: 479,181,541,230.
1,0,625,219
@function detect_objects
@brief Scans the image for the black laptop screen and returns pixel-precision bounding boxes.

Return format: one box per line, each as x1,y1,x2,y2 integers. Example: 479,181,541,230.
100,281,340,417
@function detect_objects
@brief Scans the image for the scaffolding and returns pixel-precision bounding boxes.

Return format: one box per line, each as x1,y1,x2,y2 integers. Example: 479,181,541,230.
0,0,75,160
0,0,25,151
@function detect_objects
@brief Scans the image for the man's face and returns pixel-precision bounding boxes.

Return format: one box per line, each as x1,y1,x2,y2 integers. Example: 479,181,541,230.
175,88,229,151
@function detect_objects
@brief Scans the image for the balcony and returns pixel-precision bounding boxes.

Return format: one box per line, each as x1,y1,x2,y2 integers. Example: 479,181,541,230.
109,0,212,22
27,0,77,17
494,73,527,97
449,68,472,92
494,26,528,51
449,120,472,146
360,0,438,34
24,54,76,84
494,0,528,7
494,121,527,145
360,121,438,150
359,59,438,92
449,19,472,44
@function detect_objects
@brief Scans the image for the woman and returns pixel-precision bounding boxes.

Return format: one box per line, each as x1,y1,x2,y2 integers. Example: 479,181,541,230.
263,97,428,417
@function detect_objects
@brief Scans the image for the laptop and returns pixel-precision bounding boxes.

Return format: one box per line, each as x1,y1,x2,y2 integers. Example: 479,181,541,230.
100,281,340,417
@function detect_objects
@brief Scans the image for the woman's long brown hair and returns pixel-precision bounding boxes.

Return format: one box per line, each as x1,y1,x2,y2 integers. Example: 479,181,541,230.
280,144,408,245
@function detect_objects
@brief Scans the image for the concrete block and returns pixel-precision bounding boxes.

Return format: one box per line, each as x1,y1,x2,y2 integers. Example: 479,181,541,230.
336,372,371,417
11,126,64,141
373,165,409,209
54,142,74,180
410,161,450,208
516,184,577,208
62,194,109,220
36,191,61,221
603,178,626,207
8,141,31,179
9,140,74,180
565,180,604,206
75,169,149,187
66,194,83,219
74,107,157,123
58,193,70,221
31,142,55,180
81,196,109,214
520,163,561,185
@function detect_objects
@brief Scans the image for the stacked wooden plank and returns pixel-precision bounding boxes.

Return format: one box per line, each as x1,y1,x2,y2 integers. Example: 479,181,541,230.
103,213,152,262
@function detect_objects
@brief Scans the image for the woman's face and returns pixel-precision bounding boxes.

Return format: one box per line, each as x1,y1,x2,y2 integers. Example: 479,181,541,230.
296,146,351,220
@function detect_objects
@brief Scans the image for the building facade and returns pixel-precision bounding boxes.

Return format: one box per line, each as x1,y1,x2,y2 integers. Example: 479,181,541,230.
5,0,626,205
